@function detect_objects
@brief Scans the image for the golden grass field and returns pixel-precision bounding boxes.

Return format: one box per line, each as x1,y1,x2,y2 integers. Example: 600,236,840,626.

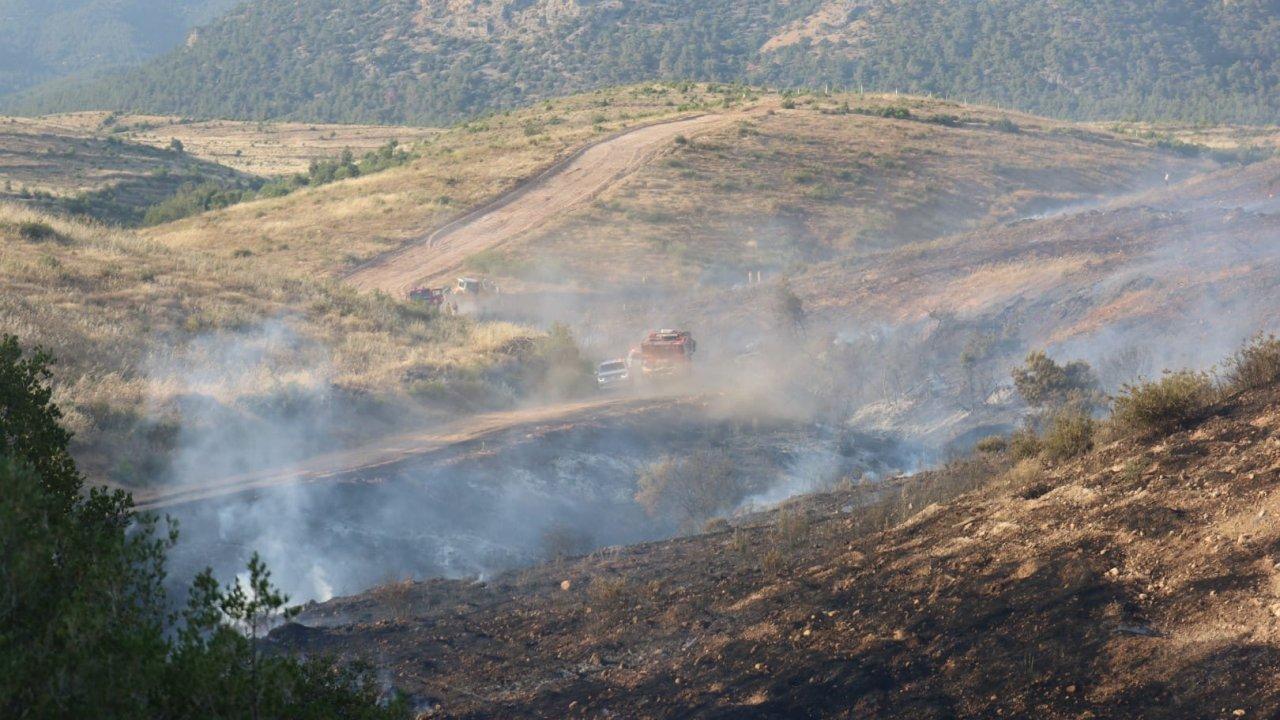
142,84,723,278
445,93,1216,288
0,202,536,483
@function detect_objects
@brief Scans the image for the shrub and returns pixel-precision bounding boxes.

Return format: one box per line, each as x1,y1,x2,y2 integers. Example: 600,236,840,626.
1112,371,1216,436
1225,334,1280,392
773,506,812,548
540,522,593,561
1039,412,1095,462
634,449,745,532
703,517,731,533
992,117,1021,133
1009,427,1042,460
975,435,1008,454
16,221,59,242
586,576,630,608
1012,350,1101,411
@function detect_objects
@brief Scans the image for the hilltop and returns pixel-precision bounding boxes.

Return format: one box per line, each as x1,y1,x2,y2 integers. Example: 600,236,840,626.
8,0,1279,124
274,351,1280,718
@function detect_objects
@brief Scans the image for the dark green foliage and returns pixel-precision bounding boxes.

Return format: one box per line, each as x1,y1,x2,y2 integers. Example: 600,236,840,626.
10,0,1280,124
1009,426,1042,460
141,141,413,226
0,336,82,509
855,106,912,120
523,322,594,399
1012,350,1102,412
143,181,257,225
773,278,806,335
0,334,406,720
974,435,1008,454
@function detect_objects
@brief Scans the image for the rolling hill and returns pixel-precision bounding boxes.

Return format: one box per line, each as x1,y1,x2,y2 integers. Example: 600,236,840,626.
8,0,1280,124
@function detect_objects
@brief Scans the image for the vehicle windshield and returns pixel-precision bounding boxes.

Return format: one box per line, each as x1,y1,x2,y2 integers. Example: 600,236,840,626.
599,361,626,372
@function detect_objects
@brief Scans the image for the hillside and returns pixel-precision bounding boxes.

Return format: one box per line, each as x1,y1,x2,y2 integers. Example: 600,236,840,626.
142,87,1218,287
0,0,238,96
470,94,1216,291
10,0,1280,124
0,203,566,485
0,112,439,224
275,361,1280,718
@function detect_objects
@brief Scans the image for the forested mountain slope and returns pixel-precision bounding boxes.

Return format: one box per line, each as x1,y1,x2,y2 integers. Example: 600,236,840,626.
8,0,1279,124
0,0,238,96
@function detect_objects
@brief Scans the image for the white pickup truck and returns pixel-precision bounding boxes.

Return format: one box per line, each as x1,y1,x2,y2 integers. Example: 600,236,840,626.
595,359,631,391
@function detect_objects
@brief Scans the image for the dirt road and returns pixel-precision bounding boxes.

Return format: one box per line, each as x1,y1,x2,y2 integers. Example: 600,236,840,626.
132,395,690,511
344,113,729,296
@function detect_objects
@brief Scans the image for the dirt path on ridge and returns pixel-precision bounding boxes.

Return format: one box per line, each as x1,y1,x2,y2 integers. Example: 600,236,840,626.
343,113,731,296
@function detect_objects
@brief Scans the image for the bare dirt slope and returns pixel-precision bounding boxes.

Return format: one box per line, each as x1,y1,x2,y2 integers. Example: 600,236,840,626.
132,394,688,511
275,382,1280,719
343,114,732,296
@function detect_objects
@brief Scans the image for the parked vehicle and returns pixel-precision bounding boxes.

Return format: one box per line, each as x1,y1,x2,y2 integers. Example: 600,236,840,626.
638,330,696,378
596,358,631,391
408,287,448,307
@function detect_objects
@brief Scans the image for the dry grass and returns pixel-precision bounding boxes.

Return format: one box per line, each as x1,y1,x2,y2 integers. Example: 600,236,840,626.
143,84,720,279
0,111,441,177
0,202,540,484
489,92,1209,288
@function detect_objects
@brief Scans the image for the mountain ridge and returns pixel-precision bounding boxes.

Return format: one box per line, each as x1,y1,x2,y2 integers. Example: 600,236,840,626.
7,0,1280,124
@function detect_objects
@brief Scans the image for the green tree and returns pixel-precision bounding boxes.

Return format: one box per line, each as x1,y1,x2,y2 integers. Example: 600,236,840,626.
0,336,82,510
1011,350,1101,412
0,335,407,720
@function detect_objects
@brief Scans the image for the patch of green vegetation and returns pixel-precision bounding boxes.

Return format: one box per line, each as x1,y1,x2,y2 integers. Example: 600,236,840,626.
140,140,415,226
0,335,407,719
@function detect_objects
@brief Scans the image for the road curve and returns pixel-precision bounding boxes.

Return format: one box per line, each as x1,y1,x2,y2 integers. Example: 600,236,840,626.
132,395,691,511
343,113,729,296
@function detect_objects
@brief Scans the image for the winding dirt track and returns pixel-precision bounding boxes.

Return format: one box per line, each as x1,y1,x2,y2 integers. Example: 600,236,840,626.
135,117,736,510
133,395,690,511
344,113,729,296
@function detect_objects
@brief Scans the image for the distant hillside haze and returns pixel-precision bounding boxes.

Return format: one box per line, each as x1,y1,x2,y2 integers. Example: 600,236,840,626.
6,0,1280,124
0,0,241,96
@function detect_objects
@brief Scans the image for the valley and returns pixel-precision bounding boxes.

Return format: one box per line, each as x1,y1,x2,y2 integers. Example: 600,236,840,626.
10,4,1280,718
4,80,1280,719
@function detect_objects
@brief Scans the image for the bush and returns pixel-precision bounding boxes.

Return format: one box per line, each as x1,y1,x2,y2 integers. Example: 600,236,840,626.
16,221,60,242
1009,426,1042,460
1112,371,1216,436
975,435,1008,454
1012,350,1101,411
1225,334,1280,392
992,117,1021,133
634,449,745,531
1039,412,1095,461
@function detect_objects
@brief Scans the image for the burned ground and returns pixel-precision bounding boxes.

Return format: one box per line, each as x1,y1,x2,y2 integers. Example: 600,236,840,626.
273,383,1280,718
